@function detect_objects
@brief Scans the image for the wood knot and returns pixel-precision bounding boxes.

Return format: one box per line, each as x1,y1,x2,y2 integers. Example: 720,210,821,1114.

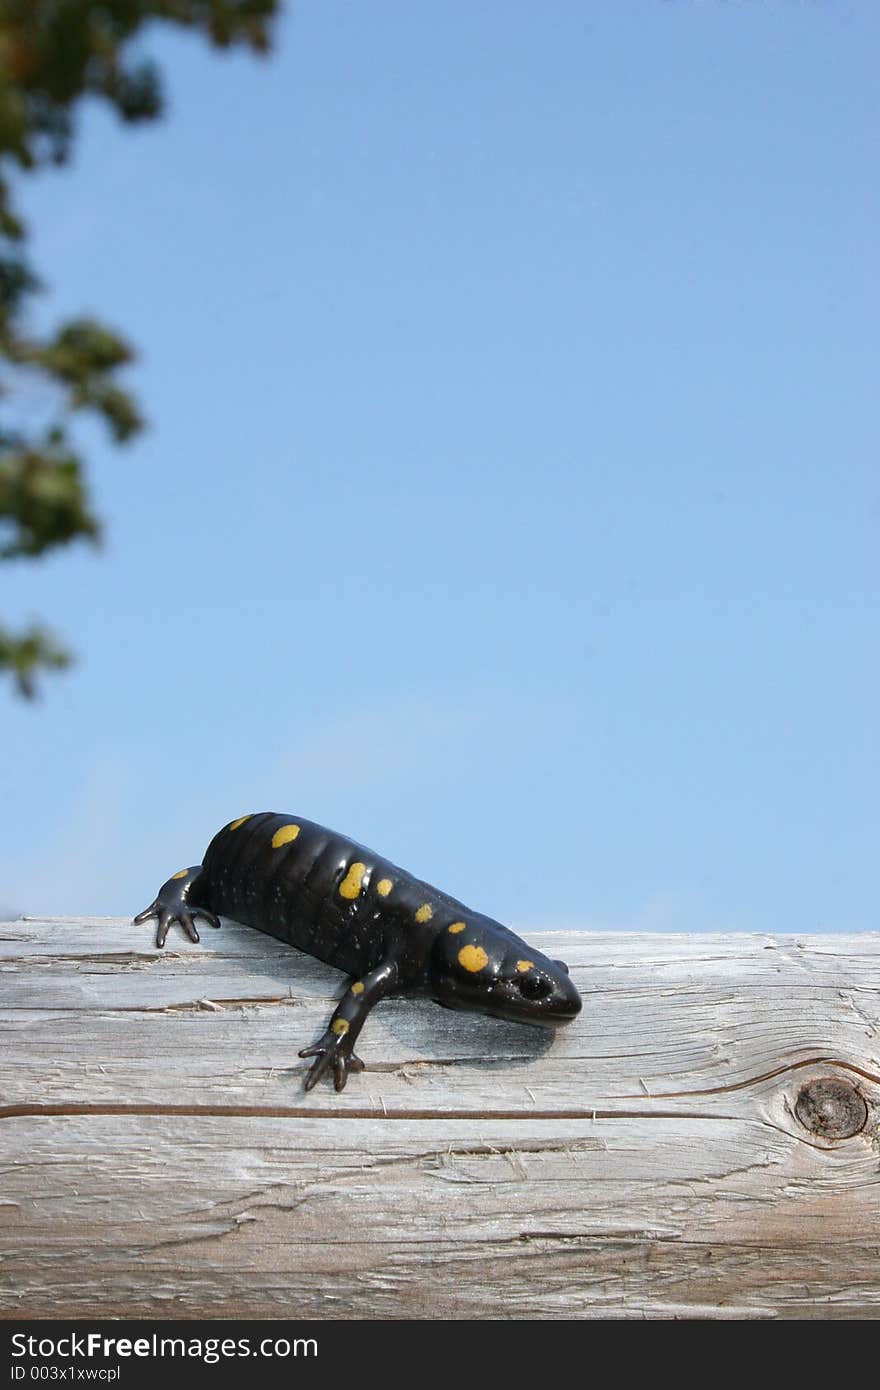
794,1076,868,1140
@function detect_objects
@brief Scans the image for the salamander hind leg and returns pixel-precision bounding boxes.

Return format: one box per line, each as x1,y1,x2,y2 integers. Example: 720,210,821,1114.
299,961,397,1092
134,867,220,948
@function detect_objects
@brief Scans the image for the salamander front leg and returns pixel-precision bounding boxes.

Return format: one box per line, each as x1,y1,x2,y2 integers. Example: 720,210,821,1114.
299,961,398,1092
133,867,221,947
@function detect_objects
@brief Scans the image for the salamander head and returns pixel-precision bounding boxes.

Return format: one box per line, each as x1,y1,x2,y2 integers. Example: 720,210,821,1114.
429,922,581,1028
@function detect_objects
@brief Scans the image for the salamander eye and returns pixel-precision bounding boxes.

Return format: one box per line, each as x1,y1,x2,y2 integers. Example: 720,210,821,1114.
518,973,553,1000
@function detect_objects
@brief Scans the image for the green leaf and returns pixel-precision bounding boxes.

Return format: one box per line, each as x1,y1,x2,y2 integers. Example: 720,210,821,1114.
0,621,72,699
0,0,279,697
0,433,101,560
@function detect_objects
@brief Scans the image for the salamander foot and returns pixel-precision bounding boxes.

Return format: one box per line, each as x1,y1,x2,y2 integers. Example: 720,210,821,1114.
134,868,220,948
299,1029,366,1092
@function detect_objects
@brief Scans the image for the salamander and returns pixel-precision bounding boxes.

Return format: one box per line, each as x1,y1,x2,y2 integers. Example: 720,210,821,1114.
134,811,582,1091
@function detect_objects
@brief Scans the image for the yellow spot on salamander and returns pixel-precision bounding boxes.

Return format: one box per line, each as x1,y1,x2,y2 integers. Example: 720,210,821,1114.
339,862,366,899
171,869,189,881
228,815,251,831
516,960,535,973
376,878,393,896
331,1018,350,1036
415,903,433,924
271,823,301,849
351,981,365,996
458,944,489,973
448,921,466,934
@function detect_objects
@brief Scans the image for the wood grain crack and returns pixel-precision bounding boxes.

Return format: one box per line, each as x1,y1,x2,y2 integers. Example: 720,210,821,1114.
620,1055,880,1098
0,1102,730,1122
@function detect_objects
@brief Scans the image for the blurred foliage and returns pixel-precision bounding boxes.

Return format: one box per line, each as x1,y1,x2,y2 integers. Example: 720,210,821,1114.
0,1,278,696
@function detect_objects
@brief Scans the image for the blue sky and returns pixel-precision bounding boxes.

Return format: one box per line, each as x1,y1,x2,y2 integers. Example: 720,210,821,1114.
2,1,877,933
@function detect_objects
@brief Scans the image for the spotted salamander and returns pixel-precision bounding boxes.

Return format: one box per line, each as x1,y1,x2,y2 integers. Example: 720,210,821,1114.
135,811,582,1091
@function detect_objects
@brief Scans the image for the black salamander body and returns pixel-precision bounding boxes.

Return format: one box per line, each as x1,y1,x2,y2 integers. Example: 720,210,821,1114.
135,811,582,1091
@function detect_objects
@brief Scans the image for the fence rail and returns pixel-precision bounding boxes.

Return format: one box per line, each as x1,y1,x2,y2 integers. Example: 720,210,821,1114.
2,917,878,1319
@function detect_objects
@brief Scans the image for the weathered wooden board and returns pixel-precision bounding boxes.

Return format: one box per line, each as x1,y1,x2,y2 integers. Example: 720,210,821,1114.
1,917,878,1319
